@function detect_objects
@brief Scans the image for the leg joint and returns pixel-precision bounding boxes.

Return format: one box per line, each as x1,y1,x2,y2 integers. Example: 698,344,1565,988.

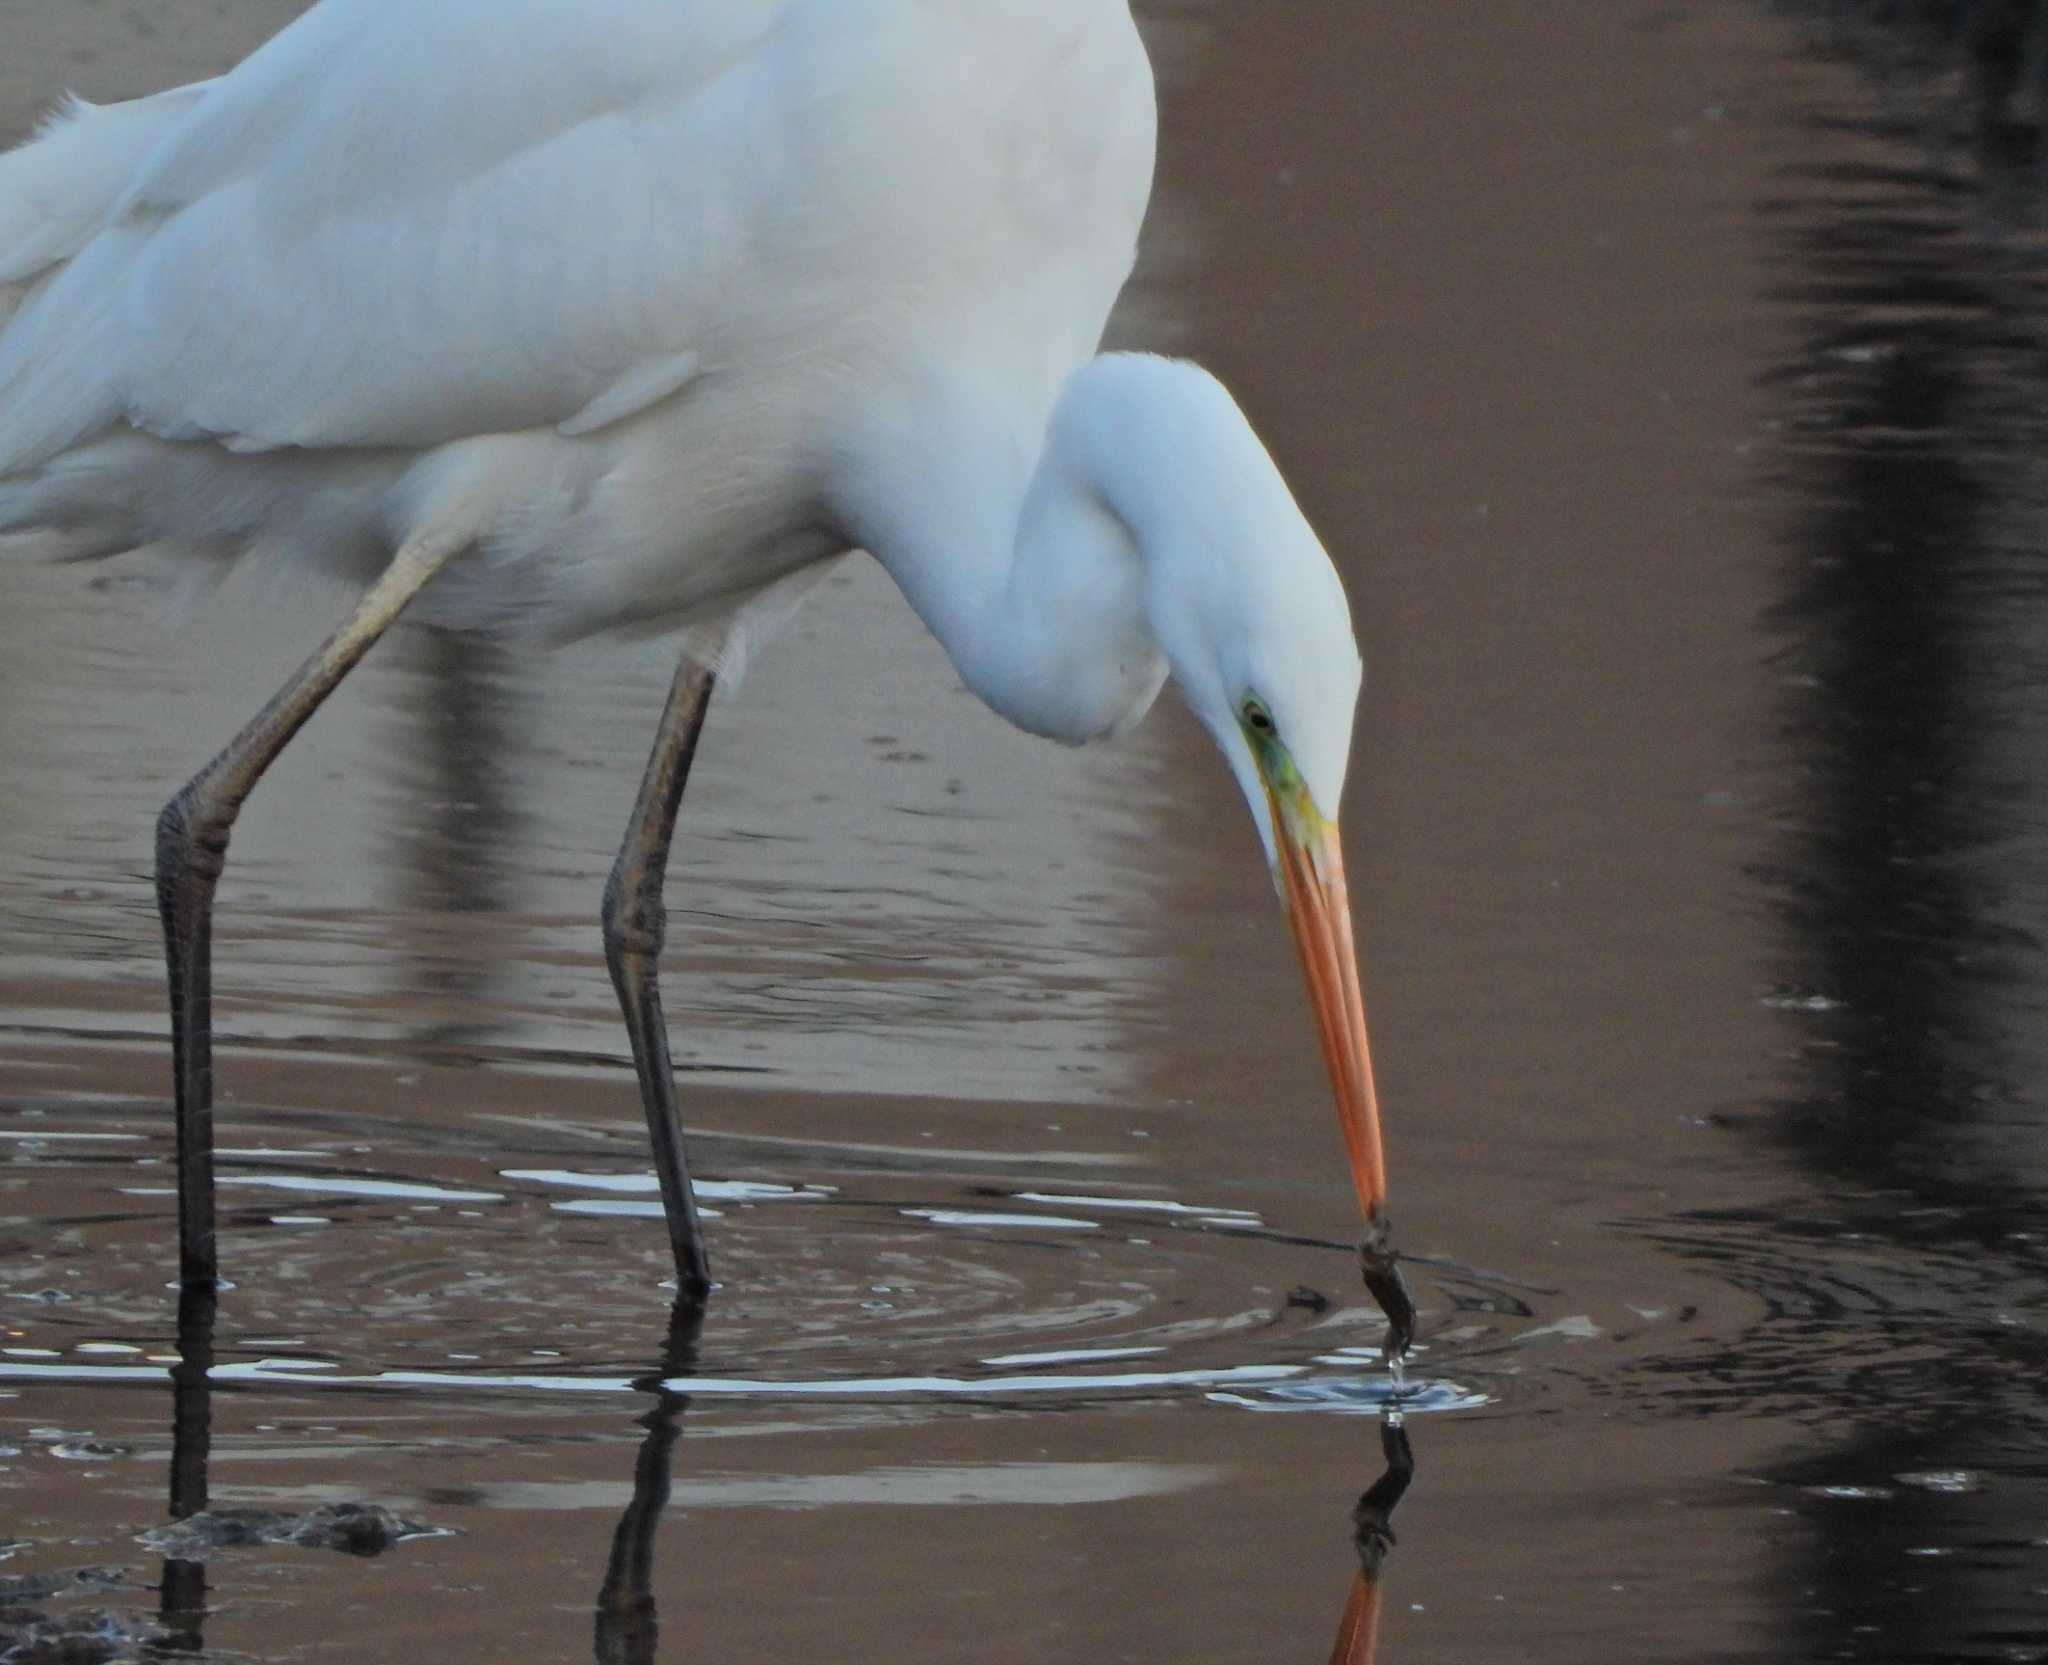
601,865,667,968
156,781,231,894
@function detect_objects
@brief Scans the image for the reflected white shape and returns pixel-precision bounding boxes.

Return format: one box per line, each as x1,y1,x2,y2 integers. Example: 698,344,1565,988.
480,1124,1146,1173
553,1199,724,1219
903,1209,1099,1230
0,1359,1306,1400
1512,1315,1600,1344
1208,1378,1489,1415
504,1168,656,1193
447,1364,1299,1397
1894,1470,1984,1494
980,1346,1166,1367
1010,1191,1260,1220
506,1169,831,1201
430,1461,1223,1512
220,1175,504,1202
0,1130,144,1142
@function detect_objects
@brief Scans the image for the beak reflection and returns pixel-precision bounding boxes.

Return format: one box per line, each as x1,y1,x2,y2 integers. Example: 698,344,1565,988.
1330,1416,1417,1665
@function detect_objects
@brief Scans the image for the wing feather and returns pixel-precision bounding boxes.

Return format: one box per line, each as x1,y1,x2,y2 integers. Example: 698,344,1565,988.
0,85,213,288
1,0,809,461
0,0,1122,471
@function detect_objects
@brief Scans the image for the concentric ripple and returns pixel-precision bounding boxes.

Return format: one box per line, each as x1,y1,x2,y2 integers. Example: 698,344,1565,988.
0,1100,1521,1419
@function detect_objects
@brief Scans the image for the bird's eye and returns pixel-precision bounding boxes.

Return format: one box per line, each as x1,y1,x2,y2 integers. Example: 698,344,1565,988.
1243,700,1275,735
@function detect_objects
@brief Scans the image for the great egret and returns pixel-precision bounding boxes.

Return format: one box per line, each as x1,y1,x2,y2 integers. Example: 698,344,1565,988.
0,0,1414,1351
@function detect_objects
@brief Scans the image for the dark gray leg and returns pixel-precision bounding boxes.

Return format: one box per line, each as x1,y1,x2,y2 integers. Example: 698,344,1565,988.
602,661,717,1295
157,538,462,1286
157,1280,216,1646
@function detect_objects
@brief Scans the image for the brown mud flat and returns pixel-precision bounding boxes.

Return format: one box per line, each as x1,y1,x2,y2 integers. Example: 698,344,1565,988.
7,2,2046,1661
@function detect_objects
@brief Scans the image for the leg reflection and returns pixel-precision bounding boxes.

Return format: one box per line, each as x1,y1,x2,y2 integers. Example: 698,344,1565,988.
594,1297,708,1665
1329,1416,1416,1665
158,1282,218,1654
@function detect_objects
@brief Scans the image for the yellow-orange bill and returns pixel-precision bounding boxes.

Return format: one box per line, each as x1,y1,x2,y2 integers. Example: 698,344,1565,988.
1269,795,1387,1223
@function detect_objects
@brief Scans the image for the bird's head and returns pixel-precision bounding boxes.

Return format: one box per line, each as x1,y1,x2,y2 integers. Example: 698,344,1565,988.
1068,355,1386,1225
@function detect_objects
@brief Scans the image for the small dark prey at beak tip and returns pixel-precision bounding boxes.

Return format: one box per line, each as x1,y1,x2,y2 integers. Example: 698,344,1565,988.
1360,1211,1416,1360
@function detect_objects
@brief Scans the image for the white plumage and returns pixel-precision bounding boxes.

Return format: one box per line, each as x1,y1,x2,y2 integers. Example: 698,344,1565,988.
0,0,1368,801
1,1,1159,655
0,0,1408,1344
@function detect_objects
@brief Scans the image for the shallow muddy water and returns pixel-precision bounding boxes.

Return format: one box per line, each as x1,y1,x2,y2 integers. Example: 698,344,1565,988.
6,1,2048,1661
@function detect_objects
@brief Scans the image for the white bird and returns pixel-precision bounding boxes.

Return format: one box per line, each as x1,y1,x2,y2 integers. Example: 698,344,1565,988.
0,0,1413,1349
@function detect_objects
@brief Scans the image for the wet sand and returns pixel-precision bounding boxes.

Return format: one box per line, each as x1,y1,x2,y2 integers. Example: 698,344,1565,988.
8,2,2048,1661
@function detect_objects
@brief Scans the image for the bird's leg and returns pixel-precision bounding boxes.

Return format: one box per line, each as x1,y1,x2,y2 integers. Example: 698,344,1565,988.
157,535,463,1286
601,660,718,1296
157,1280,217,1646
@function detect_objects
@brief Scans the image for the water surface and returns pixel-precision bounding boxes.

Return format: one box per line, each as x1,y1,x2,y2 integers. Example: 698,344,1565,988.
6,2,2048,1660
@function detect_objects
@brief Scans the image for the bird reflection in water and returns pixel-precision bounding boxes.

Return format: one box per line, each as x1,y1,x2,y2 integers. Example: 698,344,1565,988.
602,1310,1419,1665
151,1296,1409,1663
1328,1416,1415,1665
593,1298,707,1665
149,1292,709,1664
385,626,523,1058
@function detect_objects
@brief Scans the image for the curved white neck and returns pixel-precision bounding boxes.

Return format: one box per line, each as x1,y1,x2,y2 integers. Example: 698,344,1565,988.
828,360,1169,743
826,351,1362,832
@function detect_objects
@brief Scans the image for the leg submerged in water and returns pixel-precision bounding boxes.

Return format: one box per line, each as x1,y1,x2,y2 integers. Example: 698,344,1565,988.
157,535,464,1287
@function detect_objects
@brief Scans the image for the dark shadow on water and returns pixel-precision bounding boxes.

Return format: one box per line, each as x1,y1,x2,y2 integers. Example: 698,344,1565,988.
1761,0,2048,1238
1645,6,2048,1659
1760,1,2048,1308
1769,0,2048,156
